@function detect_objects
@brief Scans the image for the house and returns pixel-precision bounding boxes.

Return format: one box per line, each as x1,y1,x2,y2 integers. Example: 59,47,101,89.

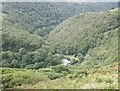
62,59,70,66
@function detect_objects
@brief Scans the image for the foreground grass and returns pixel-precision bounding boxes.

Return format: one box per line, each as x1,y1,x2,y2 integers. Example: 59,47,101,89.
17,63,118,89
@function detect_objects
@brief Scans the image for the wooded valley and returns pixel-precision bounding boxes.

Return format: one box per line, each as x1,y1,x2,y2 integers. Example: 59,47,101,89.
0,2,119,90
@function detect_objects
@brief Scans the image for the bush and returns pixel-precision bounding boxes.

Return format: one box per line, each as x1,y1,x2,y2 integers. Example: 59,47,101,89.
47,72,63,80
38,68,65,80
1,68,48,89
51,65,71,74
38,68,54,73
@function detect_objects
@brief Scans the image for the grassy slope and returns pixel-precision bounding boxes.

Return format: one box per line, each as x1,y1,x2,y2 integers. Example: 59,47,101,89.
1,62,118,89
16,63,118,89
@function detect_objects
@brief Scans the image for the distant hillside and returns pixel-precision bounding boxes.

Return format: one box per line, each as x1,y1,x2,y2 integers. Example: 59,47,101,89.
2,2,117,36
1,2,119,70
2,26,44,52
47,8,119,67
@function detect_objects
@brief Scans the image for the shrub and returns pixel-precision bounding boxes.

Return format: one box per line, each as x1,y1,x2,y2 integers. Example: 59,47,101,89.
38,68,54,73
38,68,65,80
1,68,48,89
47,73,63,80
51,65,71,74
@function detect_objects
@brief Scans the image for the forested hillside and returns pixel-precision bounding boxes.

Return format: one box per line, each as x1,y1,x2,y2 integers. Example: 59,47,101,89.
47,8,119,67
1,2,119,90
1,2,118,69
2,2,117,36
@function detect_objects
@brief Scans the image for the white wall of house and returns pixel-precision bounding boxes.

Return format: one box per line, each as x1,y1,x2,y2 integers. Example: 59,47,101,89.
62,59,70,65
